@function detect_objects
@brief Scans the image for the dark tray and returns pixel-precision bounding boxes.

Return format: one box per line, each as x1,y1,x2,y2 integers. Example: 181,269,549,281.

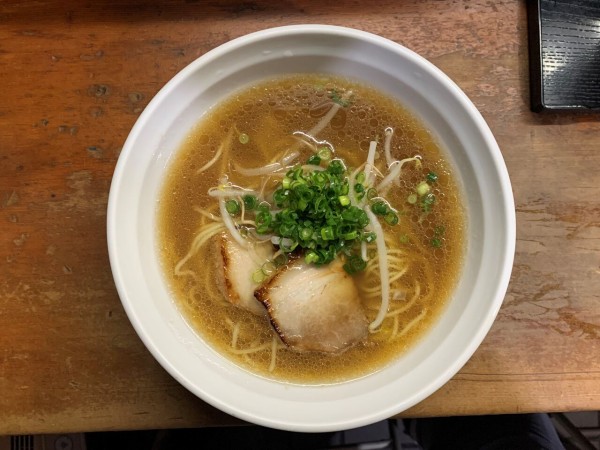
527,0,600,112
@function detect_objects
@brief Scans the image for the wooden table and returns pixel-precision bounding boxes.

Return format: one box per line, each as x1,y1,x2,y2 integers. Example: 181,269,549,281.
1,0,599,435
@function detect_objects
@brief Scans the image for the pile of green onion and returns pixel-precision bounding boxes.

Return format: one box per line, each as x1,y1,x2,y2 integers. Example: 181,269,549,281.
225,153,406,275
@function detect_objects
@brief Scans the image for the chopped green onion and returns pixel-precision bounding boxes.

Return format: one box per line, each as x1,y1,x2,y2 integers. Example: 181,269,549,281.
385,212,399,225
427,171,438,183
399,234,410,244
327,159,345,174
407,193,418,204
273,253,288,267
354,183,365,193
329,89,351,107
366,188,378,200
321,226,335,241
431,237,443,248
416,181,431,196
317,146,332,160
290,178,307,189
255,209,272,234
342,230,358,240
273,190,288,205
278,222,296,237
371,201,388,215
257,202,270,212
312,172,328,187
357,210,370,228
305,250,320,264
343,255,367,275
247,161,400,267
239,133,249,144
278,237,298,252
261,261,277,276
356,172,366,184
338,195,350,206
252,269,265,283
225,199,240,216
300,227,313,240
434,225,446,236
421,193,436,212
306,154,321,165
362,232,377,243
243,195,257,210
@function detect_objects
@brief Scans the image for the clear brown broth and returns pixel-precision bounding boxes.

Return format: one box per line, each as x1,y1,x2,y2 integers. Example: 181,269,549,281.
158,74,465,384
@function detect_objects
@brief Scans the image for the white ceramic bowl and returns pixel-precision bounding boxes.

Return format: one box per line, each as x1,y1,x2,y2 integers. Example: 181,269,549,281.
107,25,515,432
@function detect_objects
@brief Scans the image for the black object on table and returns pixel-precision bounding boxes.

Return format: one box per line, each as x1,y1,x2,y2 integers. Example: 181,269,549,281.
527,0,600,112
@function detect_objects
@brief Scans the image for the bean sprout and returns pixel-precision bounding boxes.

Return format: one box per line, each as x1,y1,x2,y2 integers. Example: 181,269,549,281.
365,208,390,332
306,91,353,137
378,156,422,193
384,127,395,167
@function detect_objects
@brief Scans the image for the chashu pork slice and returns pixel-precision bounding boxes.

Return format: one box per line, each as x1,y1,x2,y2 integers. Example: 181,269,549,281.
214,232,274,316
254,258,368,353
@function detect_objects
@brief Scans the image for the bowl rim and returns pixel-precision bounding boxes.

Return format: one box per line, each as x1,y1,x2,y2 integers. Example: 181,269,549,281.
107,24,516,431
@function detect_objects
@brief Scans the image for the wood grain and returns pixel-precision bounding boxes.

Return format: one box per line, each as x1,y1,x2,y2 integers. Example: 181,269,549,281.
1,0,599,434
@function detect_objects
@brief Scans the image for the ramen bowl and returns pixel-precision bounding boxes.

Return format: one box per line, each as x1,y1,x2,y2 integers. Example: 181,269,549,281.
107,25,515,432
